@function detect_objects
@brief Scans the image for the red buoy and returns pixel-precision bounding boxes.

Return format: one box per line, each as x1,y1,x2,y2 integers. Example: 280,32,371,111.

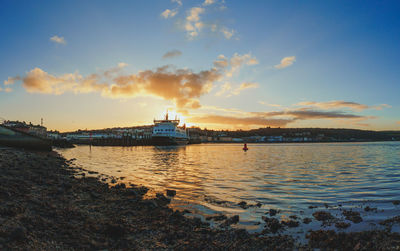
243,143,248,151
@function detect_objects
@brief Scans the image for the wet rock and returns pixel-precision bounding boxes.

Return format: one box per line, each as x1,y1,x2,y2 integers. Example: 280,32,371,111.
142,200,159,209
256,202,262,207
393,200,400,205
335,222,351,229
289,215,298,220
303,217,312,224
313,211,334,221
379,216,400,227
221,215,240,227
238,201,249,209
166,189,176,197
281,219,299,228
9,226,27,241
307,230,400,250
308,205,318,209
104,223,125,239
206,215,228,221
125,188,138,197
343,210,363,223
111,179,117,184
262,216,283,233
114,183,126,189
156,193,171,204
364,206,377,212
268,209,278,216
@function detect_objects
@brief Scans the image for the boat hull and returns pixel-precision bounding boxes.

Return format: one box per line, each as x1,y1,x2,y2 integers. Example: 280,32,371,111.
0,125,52,151
152,136,188,146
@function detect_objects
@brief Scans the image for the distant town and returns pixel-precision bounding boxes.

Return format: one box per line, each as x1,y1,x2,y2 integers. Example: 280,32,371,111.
2,120,399,146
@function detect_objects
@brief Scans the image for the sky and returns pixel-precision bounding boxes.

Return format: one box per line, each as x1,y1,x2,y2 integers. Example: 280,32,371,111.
1,0,400,132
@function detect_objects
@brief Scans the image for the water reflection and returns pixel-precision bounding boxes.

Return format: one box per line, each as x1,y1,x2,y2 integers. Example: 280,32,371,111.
57,142,400,232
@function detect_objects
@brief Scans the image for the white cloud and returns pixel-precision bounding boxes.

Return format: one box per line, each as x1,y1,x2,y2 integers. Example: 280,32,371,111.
172,0,182,6
162,0,236,40
118,62,128,68
373,104,392,110
187,7,204,22
50,35,66,45
259,101,282,107
215,82,231,96
203,0,215,6
185,7,205,38
221,27,235,39
216,81,259,97
231,82,259,95
0,87,12,93
226,53,258,77
274,56,296,69
161,9,178,18
213,54,229,68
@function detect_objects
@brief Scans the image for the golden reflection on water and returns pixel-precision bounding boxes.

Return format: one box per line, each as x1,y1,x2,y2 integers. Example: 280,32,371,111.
57,142,400,224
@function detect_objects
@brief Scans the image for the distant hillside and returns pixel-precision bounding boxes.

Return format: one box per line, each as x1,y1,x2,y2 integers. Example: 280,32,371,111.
219,128,400,141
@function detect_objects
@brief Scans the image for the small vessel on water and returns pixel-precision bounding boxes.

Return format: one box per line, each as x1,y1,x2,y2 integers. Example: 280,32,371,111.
0,125,52,151
152,112,189,146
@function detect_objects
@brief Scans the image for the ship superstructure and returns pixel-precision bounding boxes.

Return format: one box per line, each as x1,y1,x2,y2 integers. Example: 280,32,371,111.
152,112,188,145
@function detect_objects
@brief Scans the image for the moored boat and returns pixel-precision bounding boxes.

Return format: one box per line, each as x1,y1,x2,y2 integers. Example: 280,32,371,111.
0,125,52,151
152,112,188,146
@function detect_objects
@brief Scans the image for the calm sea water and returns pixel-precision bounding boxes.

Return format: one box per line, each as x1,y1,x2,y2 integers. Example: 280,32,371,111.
57,142,400,234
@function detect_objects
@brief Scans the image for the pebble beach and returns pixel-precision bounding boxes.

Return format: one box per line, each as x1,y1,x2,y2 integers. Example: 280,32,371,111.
1,147,400,250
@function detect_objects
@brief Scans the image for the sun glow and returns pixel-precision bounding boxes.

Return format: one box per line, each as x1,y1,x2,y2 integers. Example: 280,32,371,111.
156,109,193,127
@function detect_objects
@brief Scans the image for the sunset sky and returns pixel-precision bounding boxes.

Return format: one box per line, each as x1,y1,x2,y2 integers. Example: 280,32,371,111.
1,1,400,132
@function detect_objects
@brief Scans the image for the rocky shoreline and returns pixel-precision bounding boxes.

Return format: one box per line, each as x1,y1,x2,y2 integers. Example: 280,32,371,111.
1,147,399,250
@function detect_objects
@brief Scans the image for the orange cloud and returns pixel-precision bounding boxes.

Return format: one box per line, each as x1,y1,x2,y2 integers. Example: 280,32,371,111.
8,62,223,110
188,106,371,129
253,108,366,120
22,68,107,95
297,100,391,111
297,101,368,110
108,66,221,109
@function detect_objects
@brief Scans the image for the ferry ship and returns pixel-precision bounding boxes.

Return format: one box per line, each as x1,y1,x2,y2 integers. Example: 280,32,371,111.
152,112,189,146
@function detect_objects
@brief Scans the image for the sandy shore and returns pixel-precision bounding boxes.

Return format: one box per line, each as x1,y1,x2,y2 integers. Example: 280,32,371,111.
1,147,399,250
